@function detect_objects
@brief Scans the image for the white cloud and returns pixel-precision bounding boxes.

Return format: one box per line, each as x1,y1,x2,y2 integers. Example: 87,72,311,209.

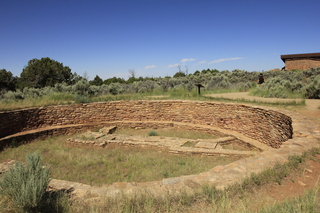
198,60,207,64
145,65,157,69
181,58,196,63
208,57,243,64
168,63,180,68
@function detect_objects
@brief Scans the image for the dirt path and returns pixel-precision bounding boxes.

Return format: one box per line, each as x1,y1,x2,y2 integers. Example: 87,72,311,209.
205,92,320,121
205,92,319,109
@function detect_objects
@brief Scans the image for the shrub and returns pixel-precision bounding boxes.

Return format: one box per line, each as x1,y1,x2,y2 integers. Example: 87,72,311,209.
148,130,158,136
100,84,110,95
304,75,320,99
74,94,90,103
22,87,41,98
109,82,124,95
72,79,91,96
3,90,24,100
0,152,50,211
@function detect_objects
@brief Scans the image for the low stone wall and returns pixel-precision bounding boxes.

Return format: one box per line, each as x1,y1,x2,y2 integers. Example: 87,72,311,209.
0,100,292,148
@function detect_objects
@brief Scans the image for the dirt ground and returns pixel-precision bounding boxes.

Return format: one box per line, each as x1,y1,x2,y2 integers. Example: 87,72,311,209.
207,92,320,202
264,159,320,202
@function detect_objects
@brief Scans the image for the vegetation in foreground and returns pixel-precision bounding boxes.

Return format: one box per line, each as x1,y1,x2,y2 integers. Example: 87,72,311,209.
1,148,320,212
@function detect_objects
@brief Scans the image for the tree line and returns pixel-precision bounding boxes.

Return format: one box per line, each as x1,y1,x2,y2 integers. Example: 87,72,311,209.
0,57,246,91
1,57,319,99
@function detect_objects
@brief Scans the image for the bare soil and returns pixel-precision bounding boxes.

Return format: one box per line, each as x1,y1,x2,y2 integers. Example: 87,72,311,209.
264,158,320,202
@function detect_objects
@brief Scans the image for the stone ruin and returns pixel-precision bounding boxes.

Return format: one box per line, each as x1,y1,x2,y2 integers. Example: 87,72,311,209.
67,126,261,156
3,100,316,201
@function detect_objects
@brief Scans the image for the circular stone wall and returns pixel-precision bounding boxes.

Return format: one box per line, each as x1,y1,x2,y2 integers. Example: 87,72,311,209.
0,100,292,149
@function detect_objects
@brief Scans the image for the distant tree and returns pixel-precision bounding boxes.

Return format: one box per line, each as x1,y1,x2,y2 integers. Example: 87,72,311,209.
0,69,17,91
126,69,138,84
173,71,186,78
201,69,210,74
18,57,73,89
90,75,103,86
127,76,138,84
128,69,136,78
83,71,90,81
193,70,201,75
173,65,188,78
211,69,219,73
71,72,85,84
103,77,125,85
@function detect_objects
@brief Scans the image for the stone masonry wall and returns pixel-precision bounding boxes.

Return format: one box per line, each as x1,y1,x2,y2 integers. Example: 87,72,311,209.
0,100,292,148
285,58,320,70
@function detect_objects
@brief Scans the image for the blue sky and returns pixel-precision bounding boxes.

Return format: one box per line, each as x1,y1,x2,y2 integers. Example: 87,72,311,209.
1,0,319,80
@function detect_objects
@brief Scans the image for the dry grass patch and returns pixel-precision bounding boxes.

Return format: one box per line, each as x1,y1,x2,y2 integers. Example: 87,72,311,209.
0,133,243,187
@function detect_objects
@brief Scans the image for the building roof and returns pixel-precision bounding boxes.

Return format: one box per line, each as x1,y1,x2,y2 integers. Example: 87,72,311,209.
281,52,320,62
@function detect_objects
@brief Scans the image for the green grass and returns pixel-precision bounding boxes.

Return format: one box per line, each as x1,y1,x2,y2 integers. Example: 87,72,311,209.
0,134,242,187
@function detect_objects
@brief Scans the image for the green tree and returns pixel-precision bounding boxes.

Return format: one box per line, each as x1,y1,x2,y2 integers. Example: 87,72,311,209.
103,77,126,85
18,57,73,89
127,76,138,84
193,70,201,75
90,75,103,86
173,71,186,78
0,69,17,91
71,72,85,84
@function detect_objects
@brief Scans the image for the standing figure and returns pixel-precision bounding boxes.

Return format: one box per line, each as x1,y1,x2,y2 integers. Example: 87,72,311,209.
258,73,265,84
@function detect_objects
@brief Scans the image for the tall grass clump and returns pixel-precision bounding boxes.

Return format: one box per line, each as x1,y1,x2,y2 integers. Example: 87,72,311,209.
148,130,158,136
0,152,50,211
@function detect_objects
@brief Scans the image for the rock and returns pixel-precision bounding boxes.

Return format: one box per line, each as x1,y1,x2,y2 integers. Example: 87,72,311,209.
305,169,312,173
0,159,15,174
99,126,117,134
